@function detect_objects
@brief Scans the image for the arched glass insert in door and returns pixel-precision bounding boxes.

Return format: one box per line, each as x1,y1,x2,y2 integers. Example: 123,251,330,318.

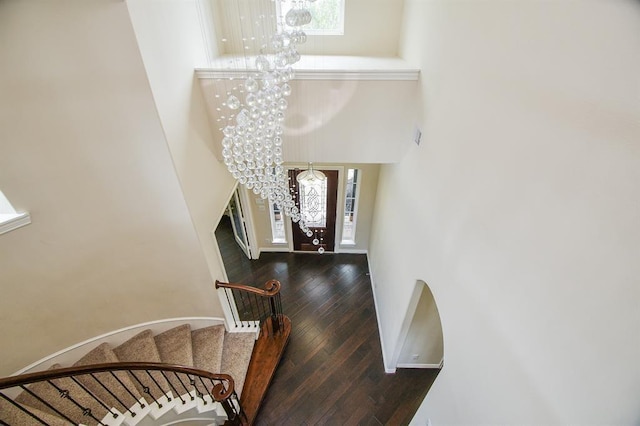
299,177,327,228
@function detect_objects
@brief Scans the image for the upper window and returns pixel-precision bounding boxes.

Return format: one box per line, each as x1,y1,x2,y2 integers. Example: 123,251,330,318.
341,169,359,244
277,0,345,36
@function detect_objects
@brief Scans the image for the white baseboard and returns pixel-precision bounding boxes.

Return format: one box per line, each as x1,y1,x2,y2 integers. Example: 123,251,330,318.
397,363,442,369
336,247,368,254
258,246,289,255
367,255,395,374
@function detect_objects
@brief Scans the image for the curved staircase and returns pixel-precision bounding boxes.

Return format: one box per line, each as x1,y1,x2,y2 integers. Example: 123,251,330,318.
1,324,256,425
1,279,292,426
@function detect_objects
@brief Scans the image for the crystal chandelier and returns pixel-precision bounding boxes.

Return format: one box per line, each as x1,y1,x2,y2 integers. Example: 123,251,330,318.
219,0,322,244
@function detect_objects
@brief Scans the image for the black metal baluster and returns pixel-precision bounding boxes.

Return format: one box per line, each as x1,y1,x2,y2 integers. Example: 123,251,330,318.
130,371,162,409
47,380,104,425
188,375,204,401
109,371,144,410
90,373,137,417
197,377,212,405
70,376,117,419
251,293,260,327
18,384,80,425
0,393,50,426
173,373,194,401
257,295,267,331
231,389,244,418
159,371,184,405
277,293,284,331
145,370,170,402
219,385,239,424
236,290,247,326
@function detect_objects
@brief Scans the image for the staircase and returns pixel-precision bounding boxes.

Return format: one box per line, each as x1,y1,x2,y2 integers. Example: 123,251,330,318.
0,324,255,425
1,280,292,426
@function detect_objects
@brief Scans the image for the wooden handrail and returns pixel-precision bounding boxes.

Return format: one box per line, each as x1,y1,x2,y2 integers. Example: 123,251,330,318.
216,279,284,338
215,279,281,297
0,362,235,401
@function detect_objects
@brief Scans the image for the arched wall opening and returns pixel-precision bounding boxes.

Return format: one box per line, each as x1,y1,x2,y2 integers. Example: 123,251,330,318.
392,280,444,370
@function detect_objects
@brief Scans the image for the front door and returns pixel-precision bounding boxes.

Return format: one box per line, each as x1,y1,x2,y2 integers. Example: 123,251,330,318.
289,169,338,252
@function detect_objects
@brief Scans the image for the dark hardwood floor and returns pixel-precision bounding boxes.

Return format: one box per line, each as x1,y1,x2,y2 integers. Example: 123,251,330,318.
215,216,439,425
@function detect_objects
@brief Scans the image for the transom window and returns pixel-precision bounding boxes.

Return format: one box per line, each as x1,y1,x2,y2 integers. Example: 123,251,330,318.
277,0,345,36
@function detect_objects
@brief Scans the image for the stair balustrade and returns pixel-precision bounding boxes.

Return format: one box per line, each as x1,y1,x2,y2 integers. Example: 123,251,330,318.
0,362,245,425
215,279,285,337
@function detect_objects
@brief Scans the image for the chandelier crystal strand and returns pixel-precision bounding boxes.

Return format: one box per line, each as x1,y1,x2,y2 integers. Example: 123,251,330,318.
220,0,316,241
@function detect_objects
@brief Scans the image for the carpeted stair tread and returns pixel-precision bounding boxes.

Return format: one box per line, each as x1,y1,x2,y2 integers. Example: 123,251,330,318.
73,342,143,411
113,330,169,400
4,324,261,424
14,364,109,425
191,325,226,396
220,332,256,396
0,397,68,426
155,325,194,397
155,325,193,367
191,325,226,373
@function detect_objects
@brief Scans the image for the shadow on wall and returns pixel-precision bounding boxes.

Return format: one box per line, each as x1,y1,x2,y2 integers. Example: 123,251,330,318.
396,280,444,369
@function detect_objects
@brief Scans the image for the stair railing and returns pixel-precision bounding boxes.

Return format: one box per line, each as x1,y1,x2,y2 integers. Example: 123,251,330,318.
0,362,245,425
215,279,284,337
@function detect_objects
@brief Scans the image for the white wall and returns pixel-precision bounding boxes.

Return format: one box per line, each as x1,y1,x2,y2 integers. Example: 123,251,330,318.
126,0,236,297
199,76,419,164
369,0,640,424
0,0,224,375
209,0,403,57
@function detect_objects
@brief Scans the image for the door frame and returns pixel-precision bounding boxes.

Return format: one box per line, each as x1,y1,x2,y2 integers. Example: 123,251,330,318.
219,183,260,260
236,184,260,259
285,164,345,253
228,187,251,259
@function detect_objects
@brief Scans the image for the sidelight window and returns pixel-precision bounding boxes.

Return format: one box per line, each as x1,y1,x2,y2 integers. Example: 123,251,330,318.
341,168,359,244
270,202,287,243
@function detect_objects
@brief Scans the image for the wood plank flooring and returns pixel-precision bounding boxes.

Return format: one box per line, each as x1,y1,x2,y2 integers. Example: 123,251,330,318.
215,216,439,425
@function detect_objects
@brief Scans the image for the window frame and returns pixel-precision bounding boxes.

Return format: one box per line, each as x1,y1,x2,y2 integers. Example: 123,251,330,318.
276,0,346,36
269,201,288,244
340,168,360,245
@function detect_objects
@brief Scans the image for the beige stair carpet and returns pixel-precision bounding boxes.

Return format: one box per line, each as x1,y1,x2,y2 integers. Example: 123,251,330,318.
113,330,169,401
14,364,109,425
154,324,194,398
155,324,193,367
191,325,225,396
220,332,256,396
73,342,143,414
0,397,68,426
